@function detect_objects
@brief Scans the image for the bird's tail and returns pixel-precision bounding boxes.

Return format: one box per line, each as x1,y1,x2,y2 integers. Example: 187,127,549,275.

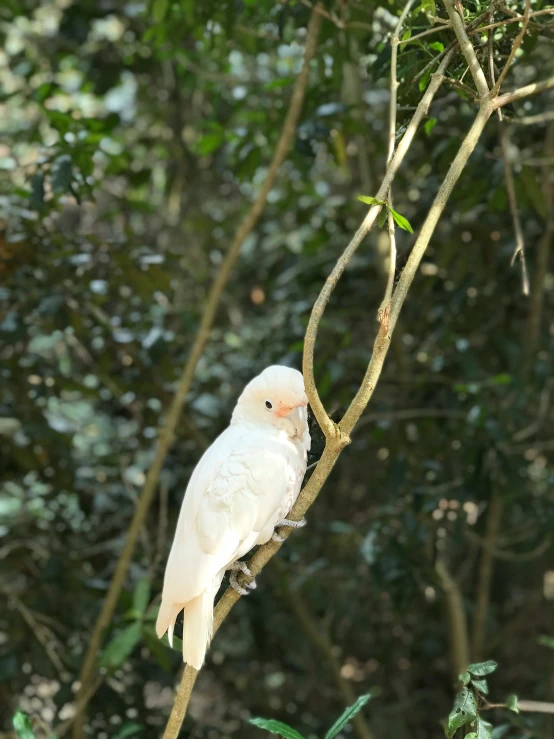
181,587,214,670
156,587,215,670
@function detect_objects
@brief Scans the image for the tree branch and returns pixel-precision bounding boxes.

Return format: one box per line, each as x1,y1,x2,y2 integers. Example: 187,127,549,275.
435,557,471,681
303,48,456,435
443,0,489,99
493,0,530,95
379,0,416,322
72,8,323,737
471,492,502,661
494,76,554,108
526,122,554,363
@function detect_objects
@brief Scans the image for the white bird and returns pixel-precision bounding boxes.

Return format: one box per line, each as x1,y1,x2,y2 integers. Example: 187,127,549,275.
155,365,311,669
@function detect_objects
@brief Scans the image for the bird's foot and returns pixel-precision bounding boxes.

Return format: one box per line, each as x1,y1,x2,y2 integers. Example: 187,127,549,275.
278,517,307,529
229,569,256,596
228,560,252,578
271,517,307,543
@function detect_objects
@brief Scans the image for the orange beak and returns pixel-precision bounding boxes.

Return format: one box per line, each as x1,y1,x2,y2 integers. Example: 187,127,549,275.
275,399,308,418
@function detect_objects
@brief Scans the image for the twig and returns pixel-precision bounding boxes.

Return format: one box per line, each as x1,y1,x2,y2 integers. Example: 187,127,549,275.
473,8,554,35
465,529,550,562
508,110,554,126
435,557,471,680
72,8,323,737
471,492,502,661
443,0,489,99
483,700,554,715
502,122,529,293
400,24,450,45
493,0,530,94
304,47,456,436
526,122,554,362
494,75,554,108
379,0,416,322
488,14,529,295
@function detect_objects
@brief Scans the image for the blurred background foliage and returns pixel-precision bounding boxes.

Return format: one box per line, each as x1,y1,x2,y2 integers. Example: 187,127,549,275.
1,0,554,737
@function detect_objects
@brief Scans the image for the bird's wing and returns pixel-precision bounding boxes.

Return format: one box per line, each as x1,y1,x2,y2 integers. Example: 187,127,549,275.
160,430,289,606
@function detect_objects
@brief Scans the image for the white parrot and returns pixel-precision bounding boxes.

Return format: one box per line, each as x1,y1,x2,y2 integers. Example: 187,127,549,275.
155,365,311,669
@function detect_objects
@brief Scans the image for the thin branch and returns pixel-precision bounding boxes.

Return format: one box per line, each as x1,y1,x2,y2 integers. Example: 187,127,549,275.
471,492,502,661
341,101,494,436
379,0,416,322
400,24,449,45
304,48,456,436
465,530,551,562
526,122,554,362
435,557,471,680
72,8,323,737
502,122,529,294
443,0,489,99
493,0,530,94
494,75,554,108
508,110,554,126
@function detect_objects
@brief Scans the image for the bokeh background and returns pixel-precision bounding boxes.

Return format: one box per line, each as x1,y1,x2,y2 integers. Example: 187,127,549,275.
1,1,554,738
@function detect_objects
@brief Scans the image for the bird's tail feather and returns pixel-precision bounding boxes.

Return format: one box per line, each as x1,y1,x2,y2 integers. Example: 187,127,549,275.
182,587,214,670
156,600,183,646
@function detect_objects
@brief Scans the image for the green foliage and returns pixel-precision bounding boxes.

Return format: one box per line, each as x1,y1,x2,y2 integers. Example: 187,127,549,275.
250,694,374,739
357,196,413,232
99,622,142,670
446,687,478,738
249,718,305,739
324,693,374,739
12,712,35,739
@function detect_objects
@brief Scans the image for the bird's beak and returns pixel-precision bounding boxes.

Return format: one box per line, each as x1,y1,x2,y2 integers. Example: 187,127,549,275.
284,401,307,439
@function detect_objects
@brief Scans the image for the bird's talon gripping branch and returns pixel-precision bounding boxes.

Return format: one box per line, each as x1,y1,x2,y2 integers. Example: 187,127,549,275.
229,570,251,596
271,531,285,543
227,560,252,578
278,517,307,528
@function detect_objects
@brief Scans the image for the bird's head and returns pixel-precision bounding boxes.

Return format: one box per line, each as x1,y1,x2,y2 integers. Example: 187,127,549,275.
232,365,309,440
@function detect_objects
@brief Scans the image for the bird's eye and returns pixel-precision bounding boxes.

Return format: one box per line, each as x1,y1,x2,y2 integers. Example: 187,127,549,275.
265,400,273,410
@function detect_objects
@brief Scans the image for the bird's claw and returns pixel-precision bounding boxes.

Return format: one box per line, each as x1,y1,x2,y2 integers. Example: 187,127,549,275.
278,517,307,529
229,562,256,595
228,560,252,578
271,531,285,543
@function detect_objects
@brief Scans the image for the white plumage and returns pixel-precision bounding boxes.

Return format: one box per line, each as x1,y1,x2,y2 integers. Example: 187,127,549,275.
156,365,311,669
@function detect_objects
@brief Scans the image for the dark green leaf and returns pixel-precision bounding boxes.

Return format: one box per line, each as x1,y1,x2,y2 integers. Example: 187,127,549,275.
419,67,432,92
421,0,436,16
459,671,471,686
471,679,488,695
357,195,386,206
29,172,45,210
50,155,72,194
446,688,478,739
132,578,150,615
13,711,35,739
388,206,414,233
99,622,142,670
249,718,305,739
506,694,519,714
492,373,512,385
467,661,498,677
476,719,493,739
196,132,224,156
378,208,387,229
424,118,437,135
325,694,374,739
